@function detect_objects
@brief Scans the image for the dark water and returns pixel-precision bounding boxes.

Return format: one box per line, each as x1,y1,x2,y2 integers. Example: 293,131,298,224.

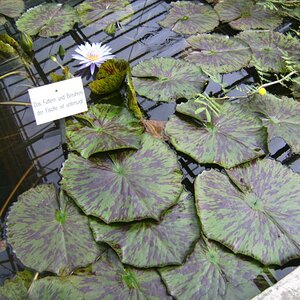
0,0,299,291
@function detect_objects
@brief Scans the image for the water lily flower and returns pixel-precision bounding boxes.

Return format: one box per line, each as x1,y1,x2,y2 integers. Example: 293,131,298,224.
72,42,115,75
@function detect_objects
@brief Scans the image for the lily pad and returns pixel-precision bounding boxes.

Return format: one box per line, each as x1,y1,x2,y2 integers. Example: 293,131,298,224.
6,184,104,275
90,190,200,268
16,4,77,37
195,159,300,265
158,1,219,35
246,94,300,153
214,0,282,30
0,0,24,24
29,250,171,300
66,104,143,159
238,30,300,73
77,0,133,30
159,238,267,300
132,57,207,102
165,101,266,168
61,134,183,223
77,0,134,30
0,270,33,300
185,34,252,74
89,59,129,95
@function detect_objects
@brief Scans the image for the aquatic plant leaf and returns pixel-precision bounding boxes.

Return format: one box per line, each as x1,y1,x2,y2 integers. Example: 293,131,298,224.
29,250,171,300
66,104,143,158
61,134,183,223
0,40,17,59
132,57,206,102
291,77,300,99
0,0,24,19
246,94,300,153
0,270,33,300
195,159,300,265
78,0,132,30
214,0,282,30
159,238,266,300
143,119,168,141
7,184,104,275
159,1,219,34
90,191,200,267
185,34,252,74
238,30,300,73
16,4,77,37
89,59,129,95
166,101,266,168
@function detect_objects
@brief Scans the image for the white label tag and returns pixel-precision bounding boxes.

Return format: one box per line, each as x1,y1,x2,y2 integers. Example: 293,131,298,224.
28,77,88,125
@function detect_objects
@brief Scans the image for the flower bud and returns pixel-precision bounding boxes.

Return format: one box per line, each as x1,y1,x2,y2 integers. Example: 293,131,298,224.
20,32,33,53
258,87,267,96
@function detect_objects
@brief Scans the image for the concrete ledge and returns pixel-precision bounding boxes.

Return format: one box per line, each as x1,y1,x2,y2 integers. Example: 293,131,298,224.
252,267,300,300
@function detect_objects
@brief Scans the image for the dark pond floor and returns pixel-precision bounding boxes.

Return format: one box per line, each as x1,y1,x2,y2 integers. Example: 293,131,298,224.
0,0,299,289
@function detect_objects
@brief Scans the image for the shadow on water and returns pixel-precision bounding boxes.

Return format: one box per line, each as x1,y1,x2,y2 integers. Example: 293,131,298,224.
0,0,299,293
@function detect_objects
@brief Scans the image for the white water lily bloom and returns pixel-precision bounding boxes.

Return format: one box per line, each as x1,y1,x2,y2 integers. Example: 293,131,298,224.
72,42,115,75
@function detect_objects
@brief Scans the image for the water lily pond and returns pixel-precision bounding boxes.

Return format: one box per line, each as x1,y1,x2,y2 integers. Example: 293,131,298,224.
0,0,300,299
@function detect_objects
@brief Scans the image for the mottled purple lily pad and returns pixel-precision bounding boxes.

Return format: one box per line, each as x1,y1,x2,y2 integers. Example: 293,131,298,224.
214,0,283,30
61,134,183,223
195,159,300,265
77,0,133,30
6,184,104,275
160,238,267,300
66,104,143,159
132,57,207,102
0,270,33,300
238,30,300,73
0,0,24,24
159,1,219,35
89,190,200,268
185,34,252,74
165,101,266,168
246,94,300,154
29,250,171,300
16,3,77,37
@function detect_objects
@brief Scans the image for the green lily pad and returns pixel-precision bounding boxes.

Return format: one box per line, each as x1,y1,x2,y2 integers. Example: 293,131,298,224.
185,34,252,74
214,0,283,30
7,184,104,275
165,101,266,168
246,94,300,153
66,104,143,159
16,3,77,37
291,77,300,99
61,134,183,223
132,57,207,102
0,270,33,300
0,0,24,24
195,159,300,265
89,59,129,95
159,238,267,300
238,30,300,73
159,1,219,35
90,190,200,268
77,0,133,29
29,250,171,300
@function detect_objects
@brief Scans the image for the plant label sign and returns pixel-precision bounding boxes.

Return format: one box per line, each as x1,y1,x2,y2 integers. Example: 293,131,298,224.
28,77,88,125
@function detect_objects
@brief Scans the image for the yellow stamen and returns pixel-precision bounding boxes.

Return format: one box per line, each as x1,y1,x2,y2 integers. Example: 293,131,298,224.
86,52,100,61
